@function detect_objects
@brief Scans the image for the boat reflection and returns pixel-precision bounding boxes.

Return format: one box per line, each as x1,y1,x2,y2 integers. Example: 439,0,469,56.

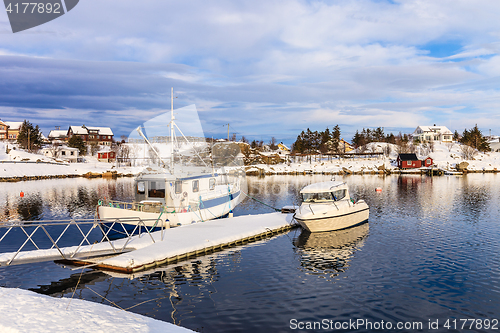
293,222,369,278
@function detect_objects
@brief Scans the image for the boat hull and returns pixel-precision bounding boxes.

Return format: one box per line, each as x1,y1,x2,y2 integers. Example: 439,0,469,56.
295,202,369,233
97,189,244,236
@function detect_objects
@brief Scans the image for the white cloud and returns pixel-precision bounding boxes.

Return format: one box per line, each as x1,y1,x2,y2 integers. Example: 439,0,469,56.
1,0,500,142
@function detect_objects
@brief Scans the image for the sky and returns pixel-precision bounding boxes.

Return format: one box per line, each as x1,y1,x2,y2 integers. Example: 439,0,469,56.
1,0,500,146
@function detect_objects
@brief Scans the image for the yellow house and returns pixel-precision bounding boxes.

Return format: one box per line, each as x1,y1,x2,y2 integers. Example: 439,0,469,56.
0,120,8,140
5,121,22,140
339,139,354,153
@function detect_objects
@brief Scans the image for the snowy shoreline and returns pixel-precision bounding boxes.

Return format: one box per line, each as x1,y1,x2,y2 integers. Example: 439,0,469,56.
0,287,194,332
2,141,500,181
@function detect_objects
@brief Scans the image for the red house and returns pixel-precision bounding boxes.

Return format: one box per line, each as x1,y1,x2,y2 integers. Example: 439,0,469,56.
397,154,433,169
97,150,116,162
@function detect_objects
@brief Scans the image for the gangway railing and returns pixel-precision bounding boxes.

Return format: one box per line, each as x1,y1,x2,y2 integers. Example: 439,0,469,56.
0,217,166,267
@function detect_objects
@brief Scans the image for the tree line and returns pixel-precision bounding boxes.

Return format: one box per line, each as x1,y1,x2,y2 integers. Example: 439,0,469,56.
292,124,491,154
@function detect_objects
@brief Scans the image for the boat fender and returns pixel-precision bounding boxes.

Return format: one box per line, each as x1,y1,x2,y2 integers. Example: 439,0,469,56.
350,198,356,204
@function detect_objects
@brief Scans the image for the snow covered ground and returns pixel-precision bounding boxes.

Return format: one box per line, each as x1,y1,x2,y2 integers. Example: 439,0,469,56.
1,141,500,180
0,287,193,332
0,142,142,179
246,141,500,175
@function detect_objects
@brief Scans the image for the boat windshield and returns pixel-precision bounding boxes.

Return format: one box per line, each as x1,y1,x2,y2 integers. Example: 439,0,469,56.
302,192,333,202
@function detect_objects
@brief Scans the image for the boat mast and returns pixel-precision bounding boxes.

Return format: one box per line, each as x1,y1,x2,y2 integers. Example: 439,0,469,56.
170,87,175,173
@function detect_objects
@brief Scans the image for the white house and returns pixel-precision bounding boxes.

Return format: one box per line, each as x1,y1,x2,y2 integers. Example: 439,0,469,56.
41,146,79,163
412,125,453,143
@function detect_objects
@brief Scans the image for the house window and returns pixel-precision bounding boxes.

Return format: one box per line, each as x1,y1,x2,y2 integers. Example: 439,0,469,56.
70,151,74,156
425,136,431,141
434,135,439,140
61,151,66,156
192,180,199,192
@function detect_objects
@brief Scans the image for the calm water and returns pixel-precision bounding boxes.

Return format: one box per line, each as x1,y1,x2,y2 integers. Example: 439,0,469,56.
1,174,500,332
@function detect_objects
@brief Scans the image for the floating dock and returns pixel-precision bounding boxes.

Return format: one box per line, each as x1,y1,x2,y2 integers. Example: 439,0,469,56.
1,213,297,273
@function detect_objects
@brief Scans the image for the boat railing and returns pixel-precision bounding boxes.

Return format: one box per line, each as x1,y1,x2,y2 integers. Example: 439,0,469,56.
99,199,200,214
0,217,165,267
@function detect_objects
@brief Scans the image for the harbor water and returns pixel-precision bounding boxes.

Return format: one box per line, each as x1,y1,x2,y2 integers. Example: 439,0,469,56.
0,174,499,332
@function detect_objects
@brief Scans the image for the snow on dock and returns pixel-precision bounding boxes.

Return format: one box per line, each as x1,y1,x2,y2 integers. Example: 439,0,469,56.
0,212,296,272
71,212,296,273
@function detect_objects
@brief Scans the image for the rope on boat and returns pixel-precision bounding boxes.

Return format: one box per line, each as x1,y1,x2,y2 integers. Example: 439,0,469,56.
240,190,281,212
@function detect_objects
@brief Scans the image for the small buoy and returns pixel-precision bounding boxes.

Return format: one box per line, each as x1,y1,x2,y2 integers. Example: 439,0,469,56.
375,187,382,192
20,191,24,198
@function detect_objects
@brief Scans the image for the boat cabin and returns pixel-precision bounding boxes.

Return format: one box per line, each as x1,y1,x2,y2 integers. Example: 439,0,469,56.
300,181,350,203
133,166,224,212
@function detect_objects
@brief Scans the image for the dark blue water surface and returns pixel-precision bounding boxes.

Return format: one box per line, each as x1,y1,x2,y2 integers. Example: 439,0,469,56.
1,174,500,332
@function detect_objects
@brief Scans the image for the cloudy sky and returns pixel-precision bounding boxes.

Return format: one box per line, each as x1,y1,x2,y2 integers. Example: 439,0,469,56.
1,0,500,145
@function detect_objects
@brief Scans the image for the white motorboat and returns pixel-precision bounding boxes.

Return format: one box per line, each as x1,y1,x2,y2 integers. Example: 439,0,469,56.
293,181,369,232
97,89,246,238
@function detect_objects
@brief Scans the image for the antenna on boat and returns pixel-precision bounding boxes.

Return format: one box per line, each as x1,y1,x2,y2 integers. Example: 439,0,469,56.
170,87,175,173
135,125,170,171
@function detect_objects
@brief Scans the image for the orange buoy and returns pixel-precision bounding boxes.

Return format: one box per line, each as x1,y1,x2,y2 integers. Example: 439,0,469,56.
375,187,382,192
20,191,24,198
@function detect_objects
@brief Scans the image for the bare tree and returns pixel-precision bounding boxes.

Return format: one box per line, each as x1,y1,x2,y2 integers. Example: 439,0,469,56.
446,141,455,152
428,140,435,153
383,144,392,157
460,144,477,160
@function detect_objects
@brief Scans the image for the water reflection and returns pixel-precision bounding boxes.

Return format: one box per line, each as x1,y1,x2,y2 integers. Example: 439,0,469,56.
293,223,369,278
0,178,134,221
16,193,44,220
30,270,109,297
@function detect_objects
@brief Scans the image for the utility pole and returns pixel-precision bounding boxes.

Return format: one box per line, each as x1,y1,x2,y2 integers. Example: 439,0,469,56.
28,128,30,152
227,123,229,141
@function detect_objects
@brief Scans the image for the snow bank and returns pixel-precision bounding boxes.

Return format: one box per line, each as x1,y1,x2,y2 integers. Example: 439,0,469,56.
0,287,193,332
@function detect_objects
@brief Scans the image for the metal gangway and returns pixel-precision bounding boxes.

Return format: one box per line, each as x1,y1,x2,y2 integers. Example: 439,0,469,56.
0,217,167,268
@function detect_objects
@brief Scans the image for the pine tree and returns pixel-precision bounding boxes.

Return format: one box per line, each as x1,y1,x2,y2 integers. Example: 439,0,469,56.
330,125,340,153
460,125,489,152
16,120,43,151
68,135,87,155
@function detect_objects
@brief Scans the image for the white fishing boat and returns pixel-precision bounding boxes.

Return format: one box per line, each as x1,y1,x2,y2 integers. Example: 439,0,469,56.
97,89,246,238
293,181,369,232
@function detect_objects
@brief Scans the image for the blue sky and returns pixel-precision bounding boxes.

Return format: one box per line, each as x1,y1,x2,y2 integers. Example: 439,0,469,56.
1,0,500,145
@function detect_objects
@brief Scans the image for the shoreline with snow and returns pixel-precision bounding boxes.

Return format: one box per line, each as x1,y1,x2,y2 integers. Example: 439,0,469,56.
2,141,500,182
0,287,194,333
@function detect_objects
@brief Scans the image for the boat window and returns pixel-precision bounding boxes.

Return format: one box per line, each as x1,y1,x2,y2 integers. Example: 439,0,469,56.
332,189,346,201
148,181,165,198
209,178,215,190
175,180,182,194
137,181,145,194
192,180,199,192
301,192,332,202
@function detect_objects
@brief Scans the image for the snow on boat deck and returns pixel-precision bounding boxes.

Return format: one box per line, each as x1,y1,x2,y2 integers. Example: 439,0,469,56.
86,212,296,273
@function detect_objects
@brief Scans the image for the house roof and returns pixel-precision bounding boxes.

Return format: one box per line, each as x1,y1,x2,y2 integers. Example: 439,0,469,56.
48,130,68,138
69,126,114,136
398,153,419,161
4,122,23,130
414,125,452,135
87,126,113,136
